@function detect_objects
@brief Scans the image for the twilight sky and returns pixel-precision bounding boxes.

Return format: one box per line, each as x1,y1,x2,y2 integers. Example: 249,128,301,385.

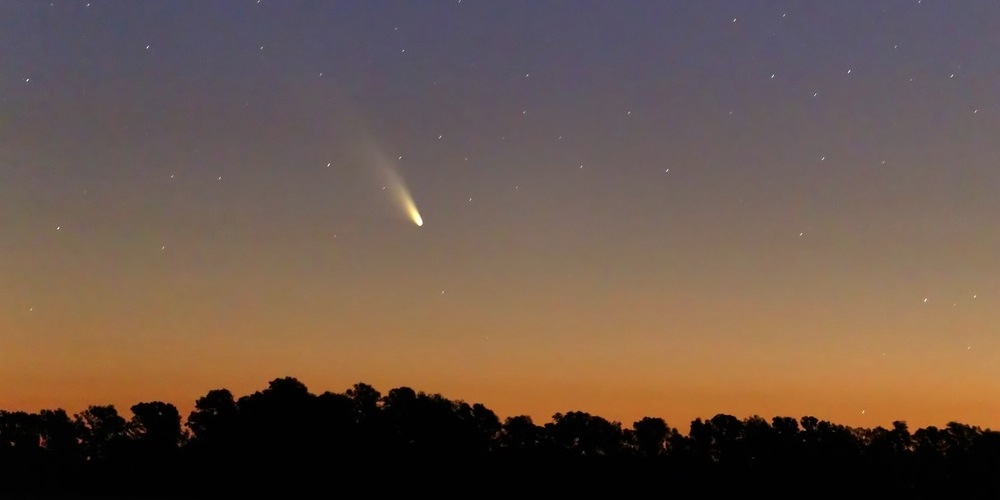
2,0,999,429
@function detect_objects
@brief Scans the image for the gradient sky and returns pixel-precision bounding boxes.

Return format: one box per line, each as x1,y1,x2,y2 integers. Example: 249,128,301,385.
2,0,999,430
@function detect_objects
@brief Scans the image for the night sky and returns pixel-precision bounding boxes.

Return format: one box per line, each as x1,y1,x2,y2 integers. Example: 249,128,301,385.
3,1,999,429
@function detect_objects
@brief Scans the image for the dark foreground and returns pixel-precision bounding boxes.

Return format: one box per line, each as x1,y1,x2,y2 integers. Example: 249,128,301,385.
3,377,999,496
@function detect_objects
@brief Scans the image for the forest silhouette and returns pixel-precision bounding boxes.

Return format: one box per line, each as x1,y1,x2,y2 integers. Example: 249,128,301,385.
2,377,999,496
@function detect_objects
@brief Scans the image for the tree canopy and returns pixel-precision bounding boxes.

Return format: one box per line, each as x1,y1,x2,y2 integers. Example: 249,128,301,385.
1,377,998,496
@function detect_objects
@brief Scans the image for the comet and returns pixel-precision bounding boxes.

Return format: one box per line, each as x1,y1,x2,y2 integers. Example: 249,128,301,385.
401,187,423,226
360,136,424,227
381,163,423,227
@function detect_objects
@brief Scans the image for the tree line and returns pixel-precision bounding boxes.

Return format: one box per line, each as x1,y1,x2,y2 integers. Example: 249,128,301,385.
2,377,999,495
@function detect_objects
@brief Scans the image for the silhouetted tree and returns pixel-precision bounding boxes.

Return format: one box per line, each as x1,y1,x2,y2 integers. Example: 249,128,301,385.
380,390,491,457
767,416,802,479
38,409,81,459
500,415,542,452
0,410,41,451
313,390,356,456
347,382,382,424
345,382,384,460
0,411,46,491
548,411,625,457
129,402,183,452
470,403,502,452
184,387,241,493
632,417,670,457
75,405,128,462
797,417,865,491
237,377,317,456
687,414,748,466
186,388,238,446
741,415,774,467
381,386,419,448
4,377,1000,496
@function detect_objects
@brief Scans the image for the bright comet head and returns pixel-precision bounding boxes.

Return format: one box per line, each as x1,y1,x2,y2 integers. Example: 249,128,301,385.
407,201,423,227
395,178,423,226
384,165,423,227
